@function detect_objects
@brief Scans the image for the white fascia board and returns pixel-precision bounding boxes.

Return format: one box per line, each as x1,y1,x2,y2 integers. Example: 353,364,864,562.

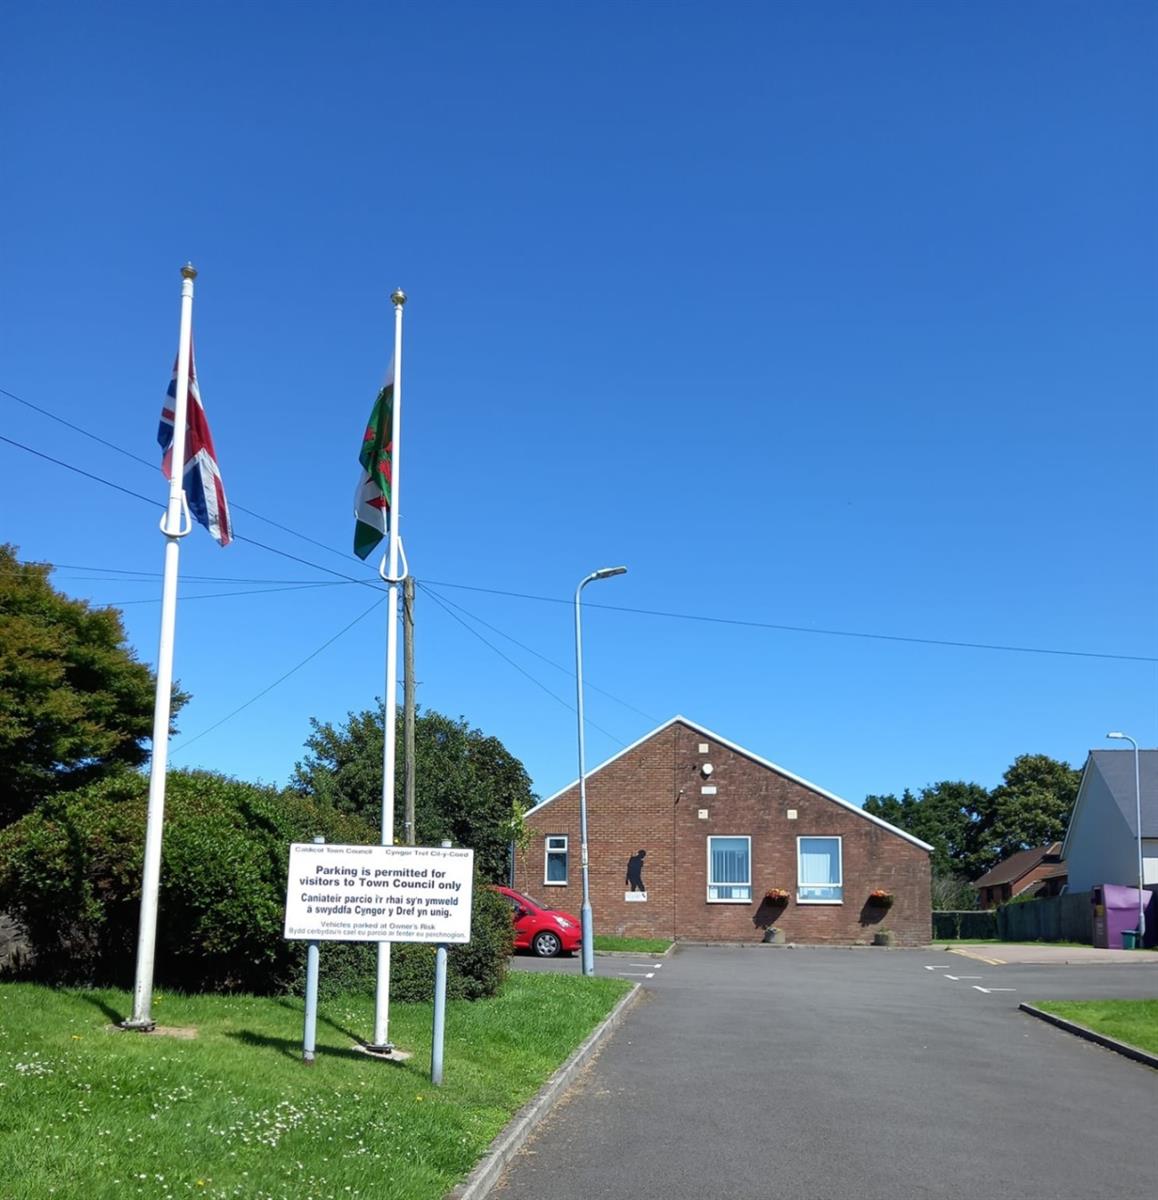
526,714,935,853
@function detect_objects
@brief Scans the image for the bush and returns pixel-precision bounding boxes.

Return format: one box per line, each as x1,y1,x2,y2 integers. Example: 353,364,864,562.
931,910,999,940
0,771,513,1002
0,769,373,992
289,872,511,1002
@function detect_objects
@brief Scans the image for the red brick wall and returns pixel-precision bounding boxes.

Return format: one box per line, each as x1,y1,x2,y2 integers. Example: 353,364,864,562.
516,721,931,946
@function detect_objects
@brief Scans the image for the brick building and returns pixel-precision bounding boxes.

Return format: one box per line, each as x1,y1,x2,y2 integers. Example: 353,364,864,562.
972,842,1067,908
514,717,932,946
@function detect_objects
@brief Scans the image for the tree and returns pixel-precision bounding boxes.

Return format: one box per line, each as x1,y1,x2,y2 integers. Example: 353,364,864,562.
290,704,535,882
980,754,1080,868
864,781,992,879
0,546,186,824
864,753,1079,884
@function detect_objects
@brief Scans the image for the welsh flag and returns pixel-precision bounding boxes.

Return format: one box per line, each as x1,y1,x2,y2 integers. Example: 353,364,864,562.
354,362,393,560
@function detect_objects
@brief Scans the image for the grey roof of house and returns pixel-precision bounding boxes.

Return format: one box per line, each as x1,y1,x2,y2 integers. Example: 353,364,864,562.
1088,749,1158,838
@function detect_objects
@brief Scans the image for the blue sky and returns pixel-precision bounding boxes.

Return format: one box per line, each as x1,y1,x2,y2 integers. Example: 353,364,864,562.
2,2,1155,808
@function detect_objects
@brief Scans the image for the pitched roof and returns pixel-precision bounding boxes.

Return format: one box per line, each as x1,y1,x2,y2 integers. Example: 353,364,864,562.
972,843,1063,889
1060,748,1158,860
1087,749,1158,837
527,715,934,852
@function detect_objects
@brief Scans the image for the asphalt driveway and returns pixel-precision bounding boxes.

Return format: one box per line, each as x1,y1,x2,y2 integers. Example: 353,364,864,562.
495,946,1156,1200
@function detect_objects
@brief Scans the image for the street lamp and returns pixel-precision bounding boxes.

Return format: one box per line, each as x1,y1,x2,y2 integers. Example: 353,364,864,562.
1107,732,1145,945
575,565,627,976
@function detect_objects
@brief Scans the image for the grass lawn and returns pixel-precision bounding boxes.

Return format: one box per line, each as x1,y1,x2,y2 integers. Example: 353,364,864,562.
1035,999,1158,1056
593,935,672,954
0,972,630,1200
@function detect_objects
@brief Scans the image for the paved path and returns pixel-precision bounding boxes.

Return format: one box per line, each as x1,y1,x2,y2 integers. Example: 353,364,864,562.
495,946,1156,1200
950,942,1158,965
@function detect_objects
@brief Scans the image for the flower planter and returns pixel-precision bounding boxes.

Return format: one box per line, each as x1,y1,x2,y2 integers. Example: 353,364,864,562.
872,930,895,947
762,928,786,945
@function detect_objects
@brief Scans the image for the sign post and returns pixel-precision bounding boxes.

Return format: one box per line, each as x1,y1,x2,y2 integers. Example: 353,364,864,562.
430,840,452,1086
301,835,325,1066
285,841,474,1071
285,843,474,945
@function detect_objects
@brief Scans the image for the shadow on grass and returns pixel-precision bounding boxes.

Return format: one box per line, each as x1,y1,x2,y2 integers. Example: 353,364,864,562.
79,992,127,1025
227,1027,417,1069
273,996,365,1047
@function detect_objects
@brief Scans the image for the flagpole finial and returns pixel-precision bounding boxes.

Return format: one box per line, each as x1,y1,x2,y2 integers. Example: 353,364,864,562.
181,263,198,280
391,288,407,307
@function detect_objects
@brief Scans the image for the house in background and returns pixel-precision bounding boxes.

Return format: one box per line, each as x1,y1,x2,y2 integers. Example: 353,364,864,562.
515,716,932,946
972,843,1066,908
1062,749,1158,893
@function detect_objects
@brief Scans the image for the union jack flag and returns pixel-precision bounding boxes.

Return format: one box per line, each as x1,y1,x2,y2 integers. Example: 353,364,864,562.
157,343,232,546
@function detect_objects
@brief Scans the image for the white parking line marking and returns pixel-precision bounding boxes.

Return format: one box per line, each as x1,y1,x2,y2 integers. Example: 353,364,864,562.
618,972,653,978
945,975,982,980
924,965,951,970
972,986,1016,993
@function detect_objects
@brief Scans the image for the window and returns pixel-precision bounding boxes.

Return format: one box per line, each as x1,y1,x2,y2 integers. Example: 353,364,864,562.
544,835,568,884
707,836,751,901
797,836,842,902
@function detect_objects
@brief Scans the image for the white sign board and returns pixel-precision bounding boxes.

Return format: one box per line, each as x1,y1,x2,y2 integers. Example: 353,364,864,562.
284,843,474,944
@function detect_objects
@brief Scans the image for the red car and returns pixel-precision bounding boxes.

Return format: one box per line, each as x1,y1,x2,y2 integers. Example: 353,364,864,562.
492,885,582,957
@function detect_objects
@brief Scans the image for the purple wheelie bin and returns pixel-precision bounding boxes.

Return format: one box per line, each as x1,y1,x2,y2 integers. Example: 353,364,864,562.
1091,884,1156,949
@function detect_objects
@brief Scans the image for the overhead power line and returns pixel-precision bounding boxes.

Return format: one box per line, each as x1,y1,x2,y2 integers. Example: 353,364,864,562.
419,581,660,724
417,578,1158,665
1,384,361,567
0,428,382,590
4,387,1155,665
419,583,627,748
169,594,388,757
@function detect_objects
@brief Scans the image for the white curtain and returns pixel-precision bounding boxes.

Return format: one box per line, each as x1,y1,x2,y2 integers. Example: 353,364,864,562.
799,838,839,885
712,838,749,884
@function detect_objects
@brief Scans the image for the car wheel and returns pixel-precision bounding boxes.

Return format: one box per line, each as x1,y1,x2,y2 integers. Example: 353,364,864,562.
532,929,562,957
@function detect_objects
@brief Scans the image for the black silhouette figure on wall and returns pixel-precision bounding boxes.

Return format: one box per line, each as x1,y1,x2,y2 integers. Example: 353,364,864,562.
626,850,647,892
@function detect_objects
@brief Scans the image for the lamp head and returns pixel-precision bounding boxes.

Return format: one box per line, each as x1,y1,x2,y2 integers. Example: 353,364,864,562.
593,566,628,580
1107,732,1126,740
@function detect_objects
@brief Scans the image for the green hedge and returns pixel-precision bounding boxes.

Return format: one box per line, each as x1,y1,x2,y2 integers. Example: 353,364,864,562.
931,910,998,940
0,770,510,1001
290,878,510,1002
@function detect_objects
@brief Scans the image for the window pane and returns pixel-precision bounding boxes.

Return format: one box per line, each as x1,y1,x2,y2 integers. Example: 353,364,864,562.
799,838,839,885
798,837,841,901
708,837,750,899
545,836,568,883
710,837,749,884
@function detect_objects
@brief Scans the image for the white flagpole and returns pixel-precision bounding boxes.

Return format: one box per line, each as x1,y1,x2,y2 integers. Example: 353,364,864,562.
371,287,406,1051
125,263,197,1031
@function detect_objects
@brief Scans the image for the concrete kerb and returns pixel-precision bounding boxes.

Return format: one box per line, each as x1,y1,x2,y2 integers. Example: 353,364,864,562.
593,942,677,958
1019,1003,1158,1071
446,983,643,1200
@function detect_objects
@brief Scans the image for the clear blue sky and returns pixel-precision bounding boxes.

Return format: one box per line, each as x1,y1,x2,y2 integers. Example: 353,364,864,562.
2,2,1155,808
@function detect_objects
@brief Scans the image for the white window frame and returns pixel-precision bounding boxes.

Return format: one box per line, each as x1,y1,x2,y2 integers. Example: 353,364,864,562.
796,835,843,904
706,835,752,903
544,835,568,885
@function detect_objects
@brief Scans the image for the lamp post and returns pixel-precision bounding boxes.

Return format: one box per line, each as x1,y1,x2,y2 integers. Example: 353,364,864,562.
1107,731,1145,944
575,565,627,976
